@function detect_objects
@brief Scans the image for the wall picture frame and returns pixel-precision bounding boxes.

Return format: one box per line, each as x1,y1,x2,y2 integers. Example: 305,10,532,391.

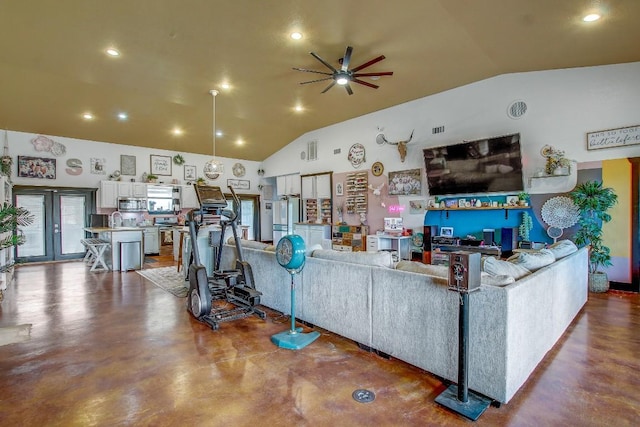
17,156,56,179
388,168,422,195
120,155,136,176
227,178,250,190
150,154,172,176
440,227,454,237
335,182,344,196
184,165,196,180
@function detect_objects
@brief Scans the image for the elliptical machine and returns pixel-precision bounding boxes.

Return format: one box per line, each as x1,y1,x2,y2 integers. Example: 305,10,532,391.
186,184,266,330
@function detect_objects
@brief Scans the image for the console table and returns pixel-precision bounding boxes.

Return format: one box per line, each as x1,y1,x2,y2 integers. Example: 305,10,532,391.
367,234,412,260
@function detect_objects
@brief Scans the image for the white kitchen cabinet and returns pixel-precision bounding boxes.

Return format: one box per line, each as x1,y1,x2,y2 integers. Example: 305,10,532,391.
117,182,132,198
142,226,160,255
316,173,331,198
98,181,119,208
277,174,301,196
301,176,314,199
293,223,331,251
301,173,332,223
132,183,147,198
181,185,200,209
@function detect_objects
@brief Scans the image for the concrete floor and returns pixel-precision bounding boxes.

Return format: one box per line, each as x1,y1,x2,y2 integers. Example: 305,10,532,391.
0,255,638,426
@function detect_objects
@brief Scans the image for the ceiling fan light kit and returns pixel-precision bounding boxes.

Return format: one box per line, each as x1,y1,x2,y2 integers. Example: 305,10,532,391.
294,46,393,95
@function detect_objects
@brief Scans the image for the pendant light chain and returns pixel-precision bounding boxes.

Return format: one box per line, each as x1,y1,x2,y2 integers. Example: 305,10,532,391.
211,89,218,158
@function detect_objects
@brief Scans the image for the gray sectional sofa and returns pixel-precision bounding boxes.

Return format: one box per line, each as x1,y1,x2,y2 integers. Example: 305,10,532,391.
220,241,588,404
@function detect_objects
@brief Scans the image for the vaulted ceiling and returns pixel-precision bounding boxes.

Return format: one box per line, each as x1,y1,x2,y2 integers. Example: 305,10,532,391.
1,1,638,161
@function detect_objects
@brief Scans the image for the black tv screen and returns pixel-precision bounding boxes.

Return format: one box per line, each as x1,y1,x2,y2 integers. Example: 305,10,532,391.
423,133,524,196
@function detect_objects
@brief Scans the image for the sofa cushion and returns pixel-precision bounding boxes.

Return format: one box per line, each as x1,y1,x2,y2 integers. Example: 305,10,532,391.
311,249,394,268
548,239,578,259
507,248,556,272
226,237,270,251
482,256,531,279
395,261,448,278
480,272,516,287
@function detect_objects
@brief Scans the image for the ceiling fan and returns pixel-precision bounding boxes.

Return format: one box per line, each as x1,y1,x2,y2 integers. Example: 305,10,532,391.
293,46,393,95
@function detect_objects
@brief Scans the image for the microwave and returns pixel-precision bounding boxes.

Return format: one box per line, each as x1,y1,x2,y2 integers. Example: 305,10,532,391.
118,198,147,212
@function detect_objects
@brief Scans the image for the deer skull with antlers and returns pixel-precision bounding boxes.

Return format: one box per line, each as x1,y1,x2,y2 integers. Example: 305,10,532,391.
376,130,414,162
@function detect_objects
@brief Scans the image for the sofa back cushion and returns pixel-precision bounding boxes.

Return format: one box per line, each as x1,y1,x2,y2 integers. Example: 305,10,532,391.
482,256,531,279
548,239,578,259
311,249,394,268
395,261,448,277
507,248,556,272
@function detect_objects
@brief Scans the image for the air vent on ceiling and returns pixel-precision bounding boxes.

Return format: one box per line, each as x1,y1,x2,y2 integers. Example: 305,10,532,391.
507,100,528,119
432,125,445,134
306,140,318,161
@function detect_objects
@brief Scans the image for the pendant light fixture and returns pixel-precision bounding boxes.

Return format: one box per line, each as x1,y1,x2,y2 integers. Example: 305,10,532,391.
203,89,224,179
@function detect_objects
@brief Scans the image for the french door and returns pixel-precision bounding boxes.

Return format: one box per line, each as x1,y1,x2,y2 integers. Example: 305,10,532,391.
13,187,96,263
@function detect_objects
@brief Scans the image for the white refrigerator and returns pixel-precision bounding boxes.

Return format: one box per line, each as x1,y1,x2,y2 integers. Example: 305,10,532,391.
272,196,300,244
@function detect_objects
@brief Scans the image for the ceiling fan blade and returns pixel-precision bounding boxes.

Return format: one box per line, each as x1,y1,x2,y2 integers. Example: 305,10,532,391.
321,81,336,93
292,67,333,76
345,83,353,95
310,52,338,73
353,71,394,77
300,77,334,85
341,46,353,72
351,55,385,72
352,78,379,89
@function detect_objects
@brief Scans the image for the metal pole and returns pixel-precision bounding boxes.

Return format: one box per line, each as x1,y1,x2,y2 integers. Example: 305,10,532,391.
458,292,469,403
290,274,297,334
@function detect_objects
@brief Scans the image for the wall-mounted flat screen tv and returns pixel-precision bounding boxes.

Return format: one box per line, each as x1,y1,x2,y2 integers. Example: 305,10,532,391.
423,133,524,196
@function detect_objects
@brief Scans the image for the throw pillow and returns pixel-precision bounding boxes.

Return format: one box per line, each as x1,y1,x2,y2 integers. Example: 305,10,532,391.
395,261,448,278
548,239,578,259
507,248,556,272
482,256,531,280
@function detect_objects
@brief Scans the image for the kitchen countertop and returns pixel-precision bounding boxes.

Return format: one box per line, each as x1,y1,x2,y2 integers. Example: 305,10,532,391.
84,227,144,233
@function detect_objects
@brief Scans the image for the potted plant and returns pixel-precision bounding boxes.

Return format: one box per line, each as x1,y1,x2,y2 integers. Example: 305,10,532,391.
0,203,34,301
195,177,206,186
569,181,618,292
517,191,530,206
146,174,158,183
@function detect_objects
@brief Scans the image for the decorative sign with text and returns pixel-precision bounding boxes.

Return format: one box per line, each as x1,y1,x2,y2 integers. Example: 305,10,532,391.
587,125,640,151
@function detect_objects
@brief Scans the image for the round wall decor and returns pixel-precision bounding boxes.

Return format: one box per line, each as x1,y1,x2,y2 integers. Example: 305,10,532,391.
232,162,246,177
371,161,384,176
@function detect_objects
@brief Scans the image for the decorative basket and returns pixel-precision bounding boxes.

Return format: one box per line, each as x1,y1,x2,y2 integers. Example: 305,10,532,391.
588,272,609,293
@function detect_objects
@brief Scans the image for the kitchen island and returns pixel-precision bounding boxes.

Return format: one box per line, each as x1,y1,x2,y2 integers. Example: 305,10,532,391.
84,227,144,271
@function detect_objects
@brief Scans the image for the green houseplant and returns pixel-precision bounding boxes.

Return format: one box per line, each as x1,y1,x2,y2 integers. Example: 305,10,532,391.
569,181,618,292
0,203,34,300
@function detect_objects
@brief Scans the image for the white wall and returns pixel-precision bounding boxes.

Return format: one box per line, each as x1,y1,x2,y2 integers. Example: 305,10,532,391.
6,131,262,194
261,61,640,230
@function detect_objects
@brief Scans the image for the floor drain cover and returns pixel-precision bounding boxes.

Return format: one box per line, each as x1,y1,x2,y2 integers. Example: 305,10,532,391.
352,389,375,403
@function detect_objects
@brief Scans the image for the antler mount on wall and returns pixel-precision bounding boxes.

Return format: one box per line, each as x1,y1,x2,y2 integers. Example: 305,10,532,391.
376,130,414,162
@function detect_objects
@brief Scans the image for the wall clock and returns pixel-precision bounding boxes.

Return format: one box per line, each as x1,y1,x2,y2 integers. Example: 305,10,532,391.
276,234,306,272
371,161,384,176
348,143,366,169
232,162,246,177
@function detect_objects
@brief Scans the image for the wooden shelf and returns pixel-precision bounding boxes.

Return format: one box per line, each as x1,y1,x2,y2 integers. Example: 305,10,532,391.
429,206,529,211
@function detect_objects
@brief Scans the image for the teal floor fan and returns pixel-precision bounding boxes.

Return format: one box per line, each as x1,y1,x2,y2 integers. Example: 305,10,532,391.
271,235,320,350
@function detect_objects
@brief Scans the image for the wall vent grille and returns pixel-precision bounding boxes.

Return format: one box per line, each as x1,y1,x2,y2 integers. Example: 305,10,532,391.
307,140,318,161
432,125,445,134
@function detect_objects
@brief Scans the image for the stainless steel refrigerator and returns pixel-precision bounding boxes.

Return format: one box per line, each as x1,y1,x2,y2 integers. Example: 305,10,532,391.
272,196,300,244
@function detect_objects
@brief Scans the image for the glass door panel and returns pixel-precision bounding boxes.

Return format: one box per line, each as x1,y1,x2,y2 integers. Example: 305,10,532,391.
16,194,46,258
59,195,86,255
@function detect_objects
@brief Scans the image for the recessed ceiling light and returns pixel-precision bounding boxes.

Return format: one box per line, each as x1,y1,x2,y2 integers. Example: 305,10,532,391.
106,48,120,57
216,130,223,137
221,82,231,90
172,128,183,136
236,138,244,146
117,112,128,120
583,13,601,22
82,113,94,120
290,32,303,40
294,105,304,112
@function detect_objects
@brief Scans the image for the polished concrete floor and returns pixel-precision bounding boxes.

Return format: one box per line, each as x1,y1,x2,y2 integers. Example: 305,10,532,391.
0,252,638,426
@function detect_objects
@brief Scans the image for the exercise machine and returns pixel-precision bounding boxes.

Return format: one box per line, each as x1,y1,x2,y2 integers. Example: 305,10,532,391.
186,184,266,330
